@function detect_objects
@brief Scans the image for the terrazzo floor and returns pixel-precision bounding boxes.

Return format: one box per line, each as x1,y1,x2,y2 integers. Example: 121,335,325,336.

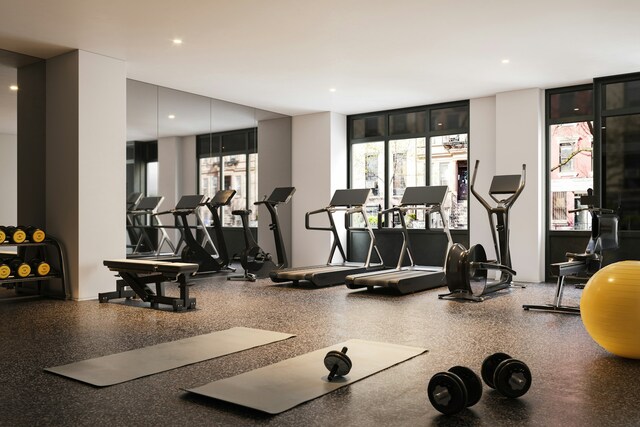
1,271,639,426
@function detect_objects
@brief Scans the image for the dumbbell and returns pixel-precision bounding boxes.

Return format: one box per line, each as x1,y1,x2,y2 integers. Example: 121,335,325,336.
427,366,483,415
324,347,352,381
9,258,31,278
6,226,26,244
25,226,46,243
481,353,531,398
30,259,50,276
0,259,10,279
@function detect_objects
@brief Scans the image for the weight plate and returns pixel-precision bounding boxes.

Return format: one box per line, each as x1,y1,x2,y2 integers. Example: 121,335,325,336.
428,372,467,415
468,245,488,296
494,359,532,398
12,230,26,244
449,366,482,407
0,230,5,243
17,263,31,277
0,265,10,279
324,351,352,376
445,243,471,292
481,352,511,389
31,230,45,243
36,262,50,276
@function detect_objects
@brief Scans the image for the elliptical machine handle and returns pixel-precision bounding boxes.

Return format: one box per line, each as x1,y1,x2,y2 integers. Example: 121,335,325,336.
506,164,527,208
469,160,493,212
470,261,517,276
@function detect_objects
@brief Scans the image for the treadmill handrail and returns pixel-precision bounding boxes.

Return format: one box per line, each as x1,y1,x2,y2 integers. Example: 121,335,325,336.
377,204,443,230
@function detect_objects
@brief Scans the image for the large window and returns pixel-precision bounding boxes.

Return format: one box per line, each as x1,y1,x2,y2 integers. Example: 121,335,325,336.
599,75,640,230
547,87,594,231
348,102,469,230
547,74,640,232
197,128,258,227
126,140,158,197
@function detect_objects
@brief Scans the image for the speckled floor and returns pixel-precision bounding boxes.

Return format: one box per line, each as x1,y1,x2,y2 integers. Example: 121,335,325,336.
1,272,639,427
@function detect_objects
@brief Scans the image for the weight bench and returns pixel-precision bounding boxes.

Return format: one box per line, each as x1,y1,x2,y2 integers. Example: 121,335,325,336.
100,259,199,311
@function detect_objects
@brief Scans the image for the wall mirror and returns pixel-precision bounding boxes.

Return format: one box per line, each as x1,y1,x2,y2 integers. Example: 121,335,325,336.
0,48,43,225
126,79,287,254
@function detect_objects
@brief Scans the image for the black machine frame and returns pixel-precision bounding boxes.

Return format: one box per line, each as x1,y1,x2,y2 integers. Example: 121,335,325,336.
345,185,453,294
228,187,296,281
440,160,526,301
524,191,619,314
100,259,198,311
270,188,384,288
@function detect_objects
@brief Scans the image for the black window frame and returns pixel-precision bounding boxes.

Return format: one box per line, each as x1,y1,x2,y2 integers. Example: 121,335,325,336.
196,127,258,226
347,100,470,231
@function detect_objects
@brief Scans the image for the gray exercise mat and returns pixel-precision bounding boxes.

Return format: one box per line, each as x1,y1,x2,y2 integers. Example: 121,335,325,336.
186,339,427,414
45,327,295,387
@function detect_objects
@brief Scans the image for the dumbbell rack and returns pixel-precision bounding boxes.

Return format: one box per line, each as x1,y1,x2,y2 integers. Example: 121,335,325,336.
0,236,68,301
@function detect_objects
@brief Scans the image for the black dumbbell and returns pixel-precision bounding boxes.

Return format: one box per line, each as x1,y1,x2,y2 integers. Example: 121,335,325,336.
0,259,10,279
324,347,352,381
25,226,46,243
30,259,51,276
9,258,31,278
481,353,531,398
6,226,26,244
428,366,483,415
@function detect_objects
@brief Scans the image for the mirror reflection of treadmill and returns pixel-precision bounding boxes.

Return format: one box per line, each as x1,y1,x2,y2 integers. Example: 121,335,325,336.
269,188,385,287
345,186,453,294
127,196,171,257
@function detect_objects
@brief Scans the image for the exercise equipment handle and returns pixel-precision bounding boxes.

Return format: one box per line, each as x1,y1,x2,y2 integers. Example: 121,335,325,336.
470,160,493,211
305,208,332,231
506,164,527,208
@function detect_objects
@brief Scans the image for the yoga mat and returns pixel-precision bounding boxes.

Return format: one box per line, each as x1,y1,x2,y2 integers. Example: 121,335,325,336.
45,327,294,387
186,339,427,414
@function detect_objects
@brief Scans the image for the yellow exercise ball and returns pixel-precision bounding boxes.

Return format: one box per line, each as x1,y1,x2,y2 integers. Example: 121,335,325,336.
581,261,640,359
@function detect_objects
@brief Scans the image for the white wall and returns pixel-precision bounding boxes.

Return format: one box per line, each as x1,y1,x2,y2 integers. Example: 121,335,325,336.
469,97,497,252
47,50,126,300
257,117,293,261
181,135,197,196
495,89,545,282
291,112,346,267
468,90,545,283
0,133,17,225
158,136,182,243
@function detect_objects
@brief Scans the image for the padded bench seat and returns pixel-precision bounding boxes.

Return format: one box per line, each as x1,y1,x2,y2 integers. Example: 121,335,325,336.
100,259,199,311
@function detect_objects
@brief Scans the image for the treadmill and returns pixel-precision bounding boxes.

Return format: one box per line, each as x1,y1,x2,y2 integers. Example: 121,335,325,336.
127,196,176,256
269,188,385,287
345,186,453,294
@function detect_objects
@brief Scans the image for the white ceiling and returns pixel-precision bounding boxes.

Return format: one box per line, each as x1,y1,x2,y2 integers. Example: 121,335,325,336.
1,0,640,116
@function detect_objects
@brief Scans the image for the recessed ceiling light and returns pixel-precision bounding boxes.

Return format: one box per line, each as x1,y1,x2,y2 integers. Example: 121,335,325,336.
574,108,580,111
9,85,18,91
329,88,337,92
168,114,176,119
501,59,510,64
172,39,183,45
437,122,443,126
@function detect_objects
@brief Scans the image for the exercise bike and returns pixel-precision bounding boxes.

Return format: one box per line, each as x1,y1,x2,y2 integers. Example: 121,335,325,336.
440,160,526,301
228,187,296,281
523,190,618,314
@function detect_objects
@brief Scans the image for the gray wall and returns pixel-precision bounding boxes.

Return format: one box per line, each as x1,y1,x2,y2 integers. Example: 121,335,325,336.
257,116,293,262
0,133,17,224
17,60,46,228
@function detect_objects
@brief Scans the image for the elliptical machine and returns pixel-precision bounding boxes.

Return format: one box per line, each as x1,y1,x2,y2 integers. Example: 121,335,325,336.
228,187,296,281
439,160,526,301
